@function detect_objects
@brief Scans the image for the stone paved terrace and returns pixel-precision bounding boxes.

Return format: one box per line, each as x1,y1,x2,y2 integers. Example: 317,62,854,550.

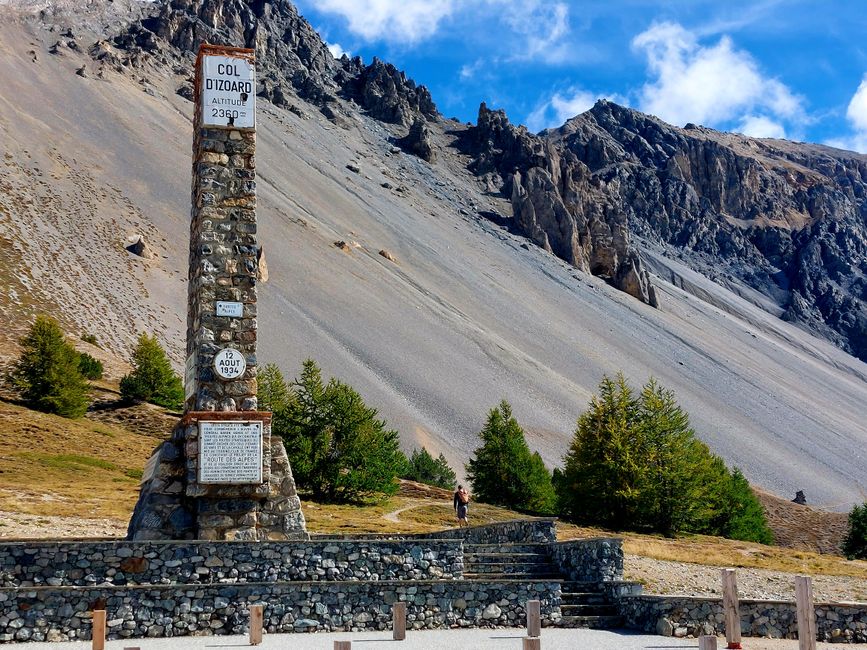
1,629,867,649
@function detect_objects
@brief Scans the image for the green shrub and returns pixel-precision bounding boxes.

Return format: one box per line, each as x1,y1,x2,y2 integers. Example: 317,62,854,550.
557,373,773,541
9,315,89,418
78,352,104,380
466,400,556,515
81,333,99,347
402,447,457,489
843,502,867,560
120,333,183,410
275,359,405,502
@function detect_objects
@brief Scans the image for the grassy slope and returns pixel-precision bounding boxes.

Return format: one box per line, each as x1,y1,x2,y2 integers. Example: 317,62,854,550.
0,396,866,582
0,399,159,520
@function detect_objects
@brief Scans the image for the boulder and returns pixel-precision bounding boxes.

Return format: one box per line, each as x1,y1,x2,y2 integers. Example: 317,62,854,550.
125,235,155,259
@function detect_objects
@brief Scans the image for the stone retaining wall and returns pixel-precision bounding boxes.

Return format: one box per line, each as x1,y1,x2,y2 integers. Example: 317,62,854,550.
0,540,462,588
549,538,623,582
425,519,557,544
0,580,561,642
620,595,867,644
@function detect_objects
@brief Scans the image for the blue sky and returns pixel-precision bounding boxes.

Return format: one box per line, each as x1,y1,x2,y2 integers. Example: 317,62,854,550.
296,0,867,152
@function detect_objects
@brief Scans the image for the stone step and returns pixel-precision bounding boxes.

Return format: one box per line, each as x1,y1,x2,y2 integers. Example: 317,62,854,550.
463,572,563,581
462,562,557,574
556,615,624,629
560,604,619,616
560,592,609,605
463,543,551,555
464,553,549,563
560,581,605,592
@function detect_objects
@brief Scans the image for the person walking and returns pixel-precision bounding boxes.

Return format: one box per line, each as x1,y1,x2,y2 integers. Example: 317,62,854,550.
453,485,470,527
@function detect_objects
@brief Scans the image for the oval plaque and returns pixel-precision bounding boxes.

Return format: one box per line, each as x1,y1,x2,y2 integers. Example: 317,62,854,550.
213,347,247,380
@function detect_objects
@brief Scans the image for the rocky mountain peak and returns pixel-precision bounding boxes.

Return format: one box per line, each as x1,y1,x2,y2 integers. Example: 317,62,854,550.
342,57,437,125
469,102,659,308
541,101,867,361
99,0,438,124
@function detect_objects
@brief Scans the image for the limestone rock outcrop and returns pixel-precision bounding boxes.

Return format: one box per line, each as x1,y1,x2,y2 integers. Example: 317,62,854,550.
471,103,658,307
398,118,436,162
550,100,867,361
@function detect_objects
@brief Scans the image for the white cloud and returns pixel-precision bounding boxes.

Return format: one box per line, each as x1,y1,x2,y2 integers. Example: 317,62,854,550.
327,42,348,59
631,22,804,131
826,76,867,153
737,115,786,139
495,1,572,64
459,59,483,80
526,88,626,133
846,77,867,132
312,0,456,43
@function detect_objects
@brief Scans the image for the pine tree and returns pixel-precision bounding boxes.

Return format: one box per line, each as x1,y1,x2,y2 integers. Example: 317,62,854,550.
257,363,291,412
120,333,184,410
277,359,404,502
558,373,774,540
10,315,89,418
78,352,104,380
466,400,555,515
559,375,644,528
720,468,775,544
843,502,867,560
403,447,458,489
638,379,712,535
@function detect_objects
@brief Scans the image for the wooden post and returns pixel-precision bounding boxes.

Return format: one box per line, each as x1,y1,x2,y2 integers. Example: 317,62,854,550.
522,638,541,650
796,576,817,650
249,604,263,645
527,599,541,638
91,610,106,650
699,636,718,650
393,601,407,640
334,642,352,650
721,569,742,649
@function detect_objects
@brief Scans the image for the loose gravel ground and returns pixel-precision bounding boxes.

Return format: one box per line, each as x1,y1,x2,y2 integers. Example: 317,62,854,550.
627,556,867,603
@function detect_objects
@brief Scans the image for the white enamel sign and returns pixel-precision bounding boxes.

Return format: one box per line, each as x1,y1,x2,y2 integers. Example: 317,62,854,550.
216,301,244,318
201,55,255,128
198,420,263,484
213,347,247,380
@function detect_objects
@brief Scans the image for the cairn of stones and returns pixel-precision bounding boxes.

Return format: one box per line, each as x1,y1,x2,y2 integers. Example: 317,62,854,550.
127,44,307,541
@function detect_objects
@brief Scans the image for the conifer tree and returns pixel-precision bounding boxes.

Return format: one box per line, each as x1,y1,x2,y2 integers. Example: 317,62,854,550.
720,468,775,544
843,502,867,560
257,363,291,412
559,375,644,528
10,315,89,418
78,352,104,380
277,359,404,502
120,333,184,410
558,373,774,541
403,447,458,489
466,400,555,515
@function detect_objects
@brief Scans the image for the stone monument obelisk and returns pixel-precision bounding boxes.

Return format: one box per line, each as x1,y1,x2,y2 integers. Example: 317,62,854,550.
127,44,307,541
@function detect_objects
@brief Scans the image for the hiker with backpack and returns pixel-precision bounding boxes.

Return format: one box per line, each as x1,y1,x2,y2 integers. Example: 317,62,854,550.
453,485,470,527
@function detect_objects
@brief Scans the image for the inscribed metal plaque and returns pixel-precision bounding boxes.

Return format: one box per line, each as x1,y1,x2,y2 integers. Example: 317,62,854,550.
198,421,263,484
216,301,244,318
201,55,255,128
213,347,247,380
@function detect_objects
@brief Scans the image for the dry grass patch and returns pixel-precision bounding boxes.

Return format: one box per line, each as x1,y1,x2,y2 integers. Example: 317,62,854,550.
0,400,156,520
557,522,867,580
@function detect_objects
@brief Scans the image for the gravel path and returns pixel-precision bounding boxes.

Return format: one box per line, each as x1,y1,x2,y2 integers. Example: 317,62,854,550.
627,556,867,603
